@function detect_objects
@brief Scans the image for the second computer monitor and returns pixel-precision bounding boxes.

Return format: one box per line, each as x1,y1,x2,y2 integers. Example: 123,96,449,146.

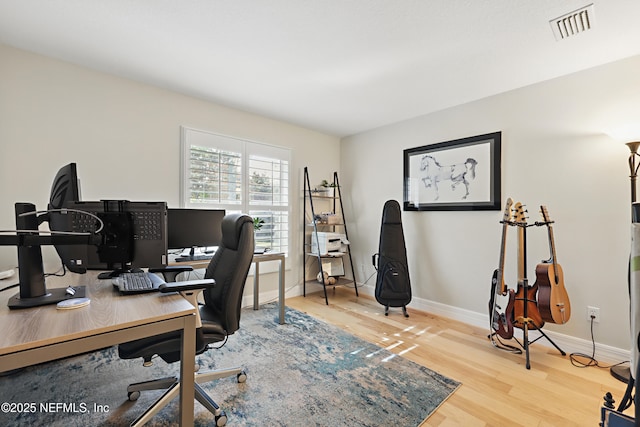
167,208,226,250
61,200,168,273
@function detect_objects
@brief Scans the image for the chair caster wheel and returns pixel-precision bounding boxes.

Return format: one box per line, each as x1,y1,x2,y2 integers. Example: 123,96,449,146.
128,391,140,401
215,410,228,426
237,370,247,383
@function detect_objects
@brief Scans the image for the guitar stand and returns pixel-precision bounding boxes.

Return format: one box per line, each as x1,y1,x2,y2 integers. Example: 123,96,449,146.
511,291,566,369
514,326,565,356
511,221,565,369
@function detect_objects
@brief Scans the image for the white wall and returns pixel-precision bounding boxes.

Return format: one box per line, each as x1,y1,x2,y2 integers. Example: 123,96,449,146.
0,43,341,295
342,54,640,351
3,41,639,352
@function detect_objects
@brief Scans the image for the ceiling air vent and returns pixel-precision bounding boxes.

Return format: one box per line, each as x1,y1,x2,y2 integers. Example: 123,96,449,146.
550,3,594,40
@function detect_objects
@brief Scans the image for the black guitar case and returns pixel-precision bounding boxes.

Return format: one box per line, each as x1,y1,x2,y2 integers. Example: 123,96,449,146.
372,200,411,317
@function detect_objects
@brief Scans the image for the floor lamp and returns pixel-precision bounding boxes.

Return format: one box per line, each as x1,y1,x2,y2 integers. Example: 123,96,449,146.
611,141,640,384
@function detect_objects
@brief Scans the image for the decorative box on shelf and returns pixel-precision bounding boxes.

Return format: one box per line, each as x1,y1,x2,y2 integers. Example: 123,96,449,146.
314,212,341,225
326,213,341,224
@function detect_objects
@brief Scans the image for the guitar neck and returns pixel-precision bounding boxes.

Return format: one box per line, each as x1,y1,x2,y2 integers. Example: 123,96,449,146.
546,223,561,285
541,206,559,272
517,225,525,284
550,222,559,258
495,198,513,294
539,205,561,286
498,222,508,272
512,201,528,286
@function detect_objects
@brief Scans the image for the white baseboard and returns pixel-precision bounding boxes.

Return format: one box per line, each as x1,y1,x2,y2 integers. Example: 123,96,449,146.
356,285,630,364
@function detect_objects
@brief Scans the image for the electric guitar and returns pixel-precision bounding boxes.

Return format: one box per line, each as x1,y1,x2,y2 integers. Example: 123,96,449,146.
489,198,514,339
535,206,571,324
510,202,545,330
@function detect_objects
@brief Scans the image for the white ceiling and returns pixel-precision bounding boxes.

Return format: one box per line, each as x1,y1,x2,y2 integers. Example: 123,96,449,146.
1,0,640,137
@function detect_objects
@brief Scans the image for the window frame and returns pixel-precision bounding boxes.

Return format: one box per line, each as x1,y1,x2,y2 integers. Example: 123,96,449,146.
180,126,291,257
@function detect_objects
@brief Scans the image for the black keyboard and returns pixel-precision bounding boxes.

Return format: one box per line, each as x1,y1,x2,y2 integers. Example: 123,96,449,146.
113,271,165,294
175,254,213,262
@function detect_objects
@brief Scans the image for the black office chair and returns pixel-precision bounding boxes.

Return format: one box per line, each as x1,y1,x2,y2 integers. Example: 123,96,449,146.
118,213,255,427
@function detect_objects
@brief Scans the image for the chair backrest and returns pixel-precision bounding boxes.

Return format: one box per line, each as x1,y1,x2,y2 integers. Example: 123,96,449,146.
203,213,254,334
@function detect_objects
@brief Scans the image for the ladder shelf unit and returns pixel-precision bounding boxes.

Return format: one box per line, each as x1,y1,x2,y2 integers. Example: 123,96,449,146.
303,167,358,305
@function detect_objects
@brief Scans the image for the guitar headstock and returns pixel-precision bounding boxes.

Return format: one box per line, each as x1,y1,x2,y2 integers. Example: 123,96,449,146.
502,197,513,223
513,202,527,225
540,205,552,224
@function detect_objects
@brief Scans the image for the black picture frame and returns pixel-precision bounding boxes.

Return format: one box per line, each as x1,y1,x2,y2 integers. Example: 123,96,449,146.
403,132,501,211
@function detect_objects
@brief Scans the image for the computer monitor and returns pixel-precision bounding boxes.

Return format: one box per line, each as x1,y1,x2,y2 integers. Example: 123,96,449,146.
48,162,81,210
62,200,168,277
5,163,169,307
167,208,225,254
46,164,168,277
47,162,86,273
46,164,134,277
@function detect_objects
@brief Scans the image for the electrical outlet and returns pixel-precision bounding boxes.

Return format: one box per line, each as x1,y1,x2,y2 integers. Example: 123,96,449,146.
587,306,600,323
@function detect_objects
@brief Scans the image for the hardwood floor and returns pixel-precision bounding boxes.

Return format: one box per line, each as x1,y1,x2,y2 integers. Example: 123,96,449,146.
286,287,632,426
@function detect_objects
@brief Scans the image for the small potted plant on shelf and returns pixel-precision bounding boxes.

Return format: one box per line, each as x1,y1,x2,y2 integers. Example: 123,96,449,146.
253,217,265,230
320,179,338,196
253,217,268,252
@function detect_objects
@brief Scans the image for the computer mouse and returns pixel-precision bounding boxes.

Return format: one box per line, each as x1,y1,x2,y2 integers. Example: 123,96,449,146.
0,269,15,280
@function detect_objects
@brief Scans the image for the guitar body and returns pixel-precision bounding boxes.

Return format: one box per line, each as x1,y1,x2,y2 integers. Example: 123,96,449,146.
513,282,545,330
535,262,571,324
490,269,514,339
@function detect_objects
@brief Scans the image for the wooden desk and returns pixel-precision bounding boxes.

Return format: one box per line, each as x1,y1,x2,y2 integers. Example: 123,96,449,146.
170,251,286,324
0,272,197,426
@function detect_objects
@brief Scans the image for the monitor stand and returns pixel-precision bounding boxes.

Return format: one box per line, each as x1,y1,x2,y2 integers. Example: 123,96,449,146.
186,246,198,260
8,202,88,309
8,286,86,309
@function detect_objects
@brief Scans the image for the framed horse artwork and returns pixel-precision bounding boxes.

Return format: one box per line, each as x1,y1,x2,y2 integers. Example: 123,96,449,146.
403,132,501,211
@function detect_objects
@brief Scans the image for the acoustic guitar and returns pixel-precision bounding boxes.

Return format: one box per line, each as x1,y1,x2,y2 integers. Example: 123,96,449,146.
510,202,545,330
535,206,571,324
489,198,514,339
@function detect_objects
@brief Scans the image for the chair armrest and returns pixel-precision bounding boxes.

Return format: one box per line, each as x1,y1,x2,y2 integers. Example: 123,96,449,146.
160,280,216,326
159,279,215,293
149,266,194,282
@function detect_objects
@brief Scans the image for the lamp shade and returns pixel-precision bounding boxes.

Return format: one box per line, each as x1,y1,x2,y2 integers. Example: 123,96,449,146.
606,124,640,143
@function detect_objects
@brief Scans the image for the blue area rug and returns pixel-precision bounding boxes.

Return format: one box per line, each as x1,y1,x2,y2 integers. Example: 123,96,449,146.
0,303,459,426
